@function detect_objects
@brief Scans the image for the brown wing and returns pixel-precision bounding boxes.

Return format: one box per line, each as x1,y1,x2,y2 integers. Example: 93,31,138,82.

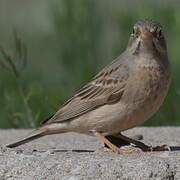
43,62,129,124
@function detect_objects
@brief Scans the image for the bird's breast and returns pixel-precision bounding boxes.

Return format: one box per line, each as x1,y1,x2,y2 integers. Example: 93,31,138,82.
120,61,171,129
125,61,170,102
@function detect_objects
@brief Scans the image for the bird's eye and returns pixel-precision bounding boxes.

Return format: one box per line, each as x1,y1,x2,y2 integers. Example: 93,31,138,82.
131,28,135,36
132,28,135,34
156,29,163,39
131,27,139,37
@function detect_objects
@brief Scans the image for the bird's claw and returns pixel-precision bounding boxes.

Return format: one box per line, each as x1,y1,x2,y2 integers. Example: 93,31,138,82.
143,144,171,152
102,147,141,154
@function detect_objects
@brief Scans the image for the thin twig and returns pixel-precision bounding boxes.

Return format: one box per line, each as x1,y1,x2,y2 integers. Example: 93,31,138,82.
0,45,19,77
15,78,35,127
0,59,10,70
0,31,35,128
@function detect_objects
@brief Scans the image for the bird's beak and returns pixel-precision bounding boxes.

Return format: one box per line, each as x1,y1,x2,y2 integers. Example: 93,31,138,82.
139,30,153,40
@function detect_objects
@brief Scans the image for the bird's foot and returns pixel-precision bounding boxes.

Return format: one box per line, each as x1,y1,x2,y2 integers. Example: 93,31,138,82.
94,131,140,154
142,144,171,152
102,146,141,154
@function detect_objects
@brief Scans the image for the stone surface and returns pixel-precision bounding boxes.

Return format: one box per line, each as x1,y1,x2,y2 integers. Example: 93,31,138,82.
0,127,180,180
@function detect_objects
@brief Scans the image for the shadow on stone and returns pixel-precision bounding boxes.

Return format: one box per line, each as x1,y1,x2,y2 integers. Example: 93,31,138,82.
52,149,94,153
170,146,180,151
104,134,143,148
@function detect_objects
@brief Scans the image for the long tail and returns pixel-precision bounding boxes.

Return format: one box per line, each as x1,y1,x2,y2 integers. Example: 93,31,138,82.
6,128,46,148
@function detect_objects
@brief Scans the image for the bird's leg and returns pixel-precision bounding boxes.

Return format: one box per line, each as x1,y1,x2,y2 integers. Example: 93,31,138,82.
104,134,143,148
93,131,139,154
113,133,170,152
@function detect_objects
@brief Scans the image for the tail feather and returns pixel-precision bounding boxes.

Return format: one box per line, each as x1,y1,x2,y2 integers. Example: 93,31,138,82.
6,128,46,148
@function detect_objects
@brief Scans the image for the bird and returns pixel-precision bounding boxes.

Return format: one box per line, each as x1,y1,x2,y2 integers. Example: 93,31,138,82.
6,19,171,154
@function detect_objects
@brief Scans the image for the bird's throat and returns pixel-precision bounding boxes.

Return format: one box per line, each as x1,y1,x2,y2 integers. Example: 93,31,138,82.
133,40,159,57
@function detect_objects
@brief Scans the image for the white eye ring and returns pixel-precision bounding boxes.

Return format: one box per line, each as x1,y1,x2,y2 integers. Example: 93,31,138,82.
131,26,139,37
132,28,135,34
156,28,163,39
131,28,135,36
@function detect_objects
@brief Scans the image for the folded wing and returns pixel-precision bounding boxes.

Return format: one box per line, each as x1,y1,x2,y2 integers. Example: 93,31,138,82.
42,61,129,124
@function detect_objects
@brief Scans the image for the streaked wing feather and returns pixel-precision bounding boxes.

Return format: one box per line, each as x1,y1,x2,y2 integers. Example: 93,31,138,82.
51,99,107,123
43,62,129,124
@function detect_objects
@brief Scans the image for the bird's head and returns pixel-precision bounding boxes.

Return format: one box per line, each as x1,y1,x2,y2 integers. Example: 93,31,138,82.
127,19,167,56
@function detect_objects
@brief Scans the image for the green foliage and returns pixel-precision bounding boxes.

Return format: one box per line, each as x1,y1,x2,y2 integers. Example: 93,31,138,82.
0,0,180,128
0,31,35,128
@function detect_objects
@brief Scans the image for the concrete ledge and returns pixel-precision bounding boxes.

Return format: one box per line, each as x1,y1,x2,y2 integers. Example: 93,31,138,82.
0,127,180,179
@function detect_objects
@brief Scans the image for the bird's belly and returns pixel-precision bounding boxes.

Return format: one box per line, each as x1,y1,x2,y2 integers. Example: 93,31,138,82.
121,88,167,131
69,71,170,135
68,102,128,135
69,88,168,136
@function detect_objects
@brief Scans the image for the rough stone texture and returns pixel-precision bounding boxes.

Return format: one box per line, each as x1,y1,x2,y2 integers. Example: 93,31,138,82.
0,127,180,180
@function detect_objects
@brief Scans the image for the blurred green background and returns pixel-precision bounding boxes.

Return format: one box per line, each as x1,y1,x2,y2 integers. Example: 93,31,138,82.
0,0,179,128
